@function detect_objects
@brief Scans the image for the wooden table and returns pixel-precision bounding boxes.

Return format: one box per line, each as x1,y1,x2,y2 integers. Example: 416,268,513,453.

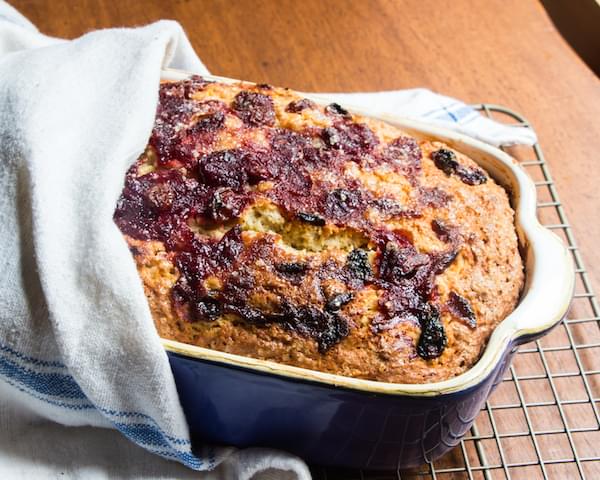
11,0,600,478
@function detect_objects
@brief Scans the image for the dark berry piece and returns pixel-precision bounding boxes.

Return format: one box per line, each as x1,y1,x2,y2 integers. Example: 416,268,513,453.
325,103,350,117
146,183,175,212
432,219,450,242
275,262,309,283
230,305,269,325
255,83,273,90
379,242,430,282
432,249,458,274
114,170,200,241
275,262,308,275
160,75,211,100
321,127,341,148
385,136,422,182
346,249,372,281
182,75,211,98
205,188,249,222
215,226,244,269
431,219,457,243
431,148,487,186
326,292,354,312
417,306,447,359
270,128,314,166
419,186,452,208
243,150,281,184
321,123,378,155
286,98,316,113
447,292,477,328
324,188,363,221
456,165,487,185
190,297,222,322
190,111,225,134
372,198,421,219
232,91,275,126
431,148,459,176
296,212,326,226
198,149,248,189
280,303,349,352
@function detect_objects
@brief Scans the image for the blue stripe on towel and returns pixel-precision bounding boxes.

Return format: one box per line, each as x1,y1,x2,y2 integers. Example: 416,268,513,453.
0,353,87,399
450,105,474,121
0,342,67,369
0,343,204,469
1,375,96,410
422,103,476,123
116,422,193,448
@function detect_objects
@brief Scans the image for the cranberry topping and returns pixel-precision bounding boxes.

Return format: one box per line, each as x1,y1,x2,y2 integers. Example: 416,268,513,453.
324,188,365,222
321,122,378,156
325,292,354,312
279,302,350,352
244,149,280,183
286,98,316,113
379,242,430,281
431,148,459,176
270,128,314,164
457,167,487,186
432,249,459,274
417,305,447,359
232,91,276,126
199,150,248,189
373,230,450,358
420,187,452,208
151,82,226,168
190,111,226,135
215,226,245,267
190,297,222,322
447,291,477,328
204,188,251,222
296,212,326,226
383,136,422,183
160,75,212,100
114,169,202,241
432,219,456,243
431,148,487,186
275,262,308,283
372,198,422,219
345,249,372,281
274,262,307,286
114,80,473,357
324,103,351,117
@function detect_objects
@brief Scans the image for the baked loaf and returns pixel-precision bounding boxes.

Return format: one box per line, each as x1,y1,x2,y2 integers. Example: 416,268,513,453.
114,76,524,383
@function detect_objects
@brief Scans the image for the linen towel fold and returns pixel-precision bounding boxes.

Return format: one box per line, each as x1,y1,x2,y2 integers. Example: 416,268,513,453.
0,1,535,479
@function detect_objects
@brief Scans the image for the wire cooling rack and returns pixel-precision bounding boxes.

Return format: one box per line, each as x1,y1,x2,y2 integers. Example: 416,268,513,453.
311,105,600,480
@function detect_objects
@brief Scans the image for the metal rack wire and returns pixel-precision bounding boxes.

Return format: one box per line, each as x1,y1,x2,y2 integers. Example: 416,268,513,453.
312,105,600,480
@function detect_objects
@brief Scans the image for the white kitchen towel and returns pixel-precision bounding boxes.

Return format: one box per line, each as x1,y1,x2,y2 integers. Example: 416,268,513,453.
0,1,536,479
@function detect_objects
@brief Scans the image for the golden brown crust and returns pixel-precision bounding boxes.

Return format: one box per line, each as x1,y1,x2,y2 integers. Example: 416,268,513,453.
116,77,523,383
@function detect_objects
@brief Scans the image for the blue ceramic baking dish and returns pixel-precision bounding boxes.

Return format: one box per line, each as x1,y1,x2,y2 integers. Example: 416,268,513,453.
160,70,575,470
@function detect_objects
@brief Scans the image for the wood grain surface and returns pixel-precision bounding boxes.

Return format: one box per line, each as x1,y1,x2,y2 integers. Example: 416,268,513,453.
9,0,600,477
